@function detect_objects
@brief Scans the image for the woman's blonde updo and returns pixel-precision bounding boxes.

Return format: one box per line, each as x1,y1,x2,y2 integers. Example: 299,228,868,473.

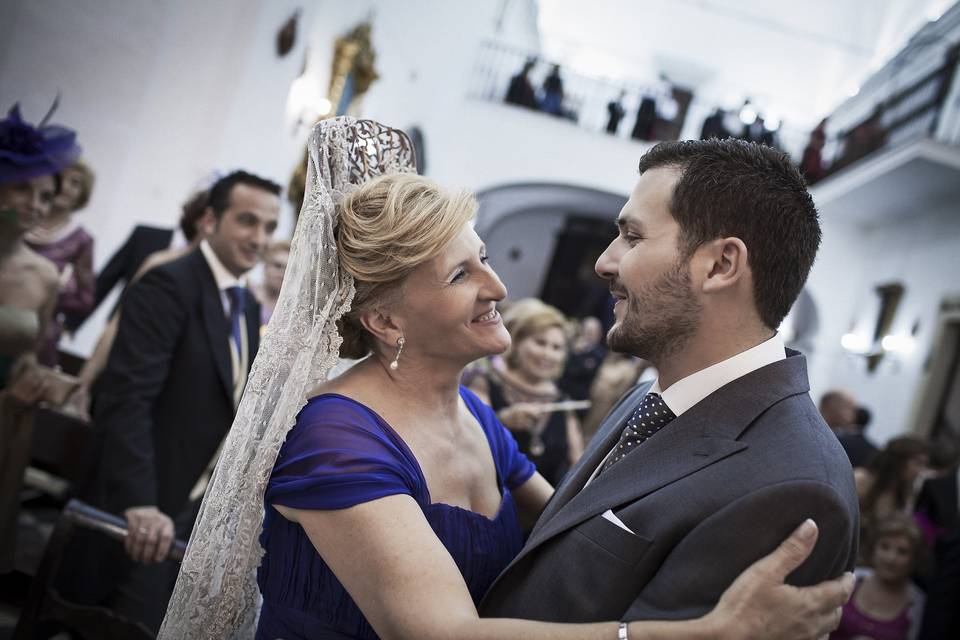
336,173,477,358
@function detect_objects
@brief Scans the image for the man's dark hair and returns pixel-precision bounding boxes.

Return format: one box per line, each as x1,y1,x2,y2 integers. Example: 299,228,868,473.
637,139,821,329
179,189,209,242
207,170,282,219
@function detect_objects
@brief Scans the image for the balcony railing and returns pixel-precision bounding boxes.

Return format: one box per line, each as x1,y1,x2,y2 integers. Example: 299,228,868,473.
816,4,960,182
468,39,811,157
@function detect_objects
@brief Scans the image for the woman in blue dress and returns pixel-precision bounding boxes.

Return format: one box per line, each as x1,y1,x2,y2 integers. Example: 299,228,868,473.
161,118,851,640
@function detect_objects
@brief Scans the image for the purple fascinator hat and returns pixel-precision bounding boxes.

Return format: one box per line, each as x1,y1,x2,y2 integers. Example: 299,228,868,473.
0,99,81,184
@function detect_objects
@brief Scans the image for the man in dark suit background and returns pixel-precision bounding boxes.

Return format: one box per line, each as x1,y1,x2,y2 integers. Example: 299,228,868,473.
70,170,280,630
79,189,210,328
482,139,858,626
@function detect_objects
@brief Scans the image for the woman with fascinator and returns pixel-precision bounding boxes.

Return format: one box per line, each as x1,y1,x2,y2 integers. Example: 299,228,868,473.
0,103,80,397
0,102,81,570
161,118,850,640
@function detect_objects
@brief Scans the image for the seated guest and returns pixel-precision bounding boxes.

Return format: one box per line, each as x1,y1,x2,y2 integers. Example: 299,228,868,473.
62,188,210,419
253,239,290,326
831,514,926,640
468,300,584,485
24,159,96,364
59,170,280,631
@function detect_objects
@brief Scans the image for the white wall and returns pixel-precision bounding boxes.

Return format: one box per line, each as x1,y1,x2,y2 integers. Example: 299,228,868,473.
805,203,960,444
1,0,309,352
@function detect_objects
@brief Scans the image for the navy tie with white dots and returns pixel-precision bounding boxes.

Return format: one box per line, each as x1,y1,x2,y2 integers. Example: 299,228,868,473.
599,392,677,475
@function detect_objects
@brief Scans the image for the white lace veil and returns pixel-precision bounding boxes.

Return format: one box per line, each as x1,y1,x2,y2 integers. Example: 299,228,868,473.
158,117,416,639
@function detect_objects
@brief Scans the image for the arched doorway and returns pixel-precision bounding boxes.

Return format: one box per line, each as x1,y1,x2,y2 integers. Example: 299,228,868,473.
476,183,626,323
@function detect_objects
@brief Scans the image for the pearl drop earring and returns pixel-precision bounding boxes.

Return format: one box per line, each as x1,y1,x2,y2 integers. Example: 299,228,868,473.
389,336,405,371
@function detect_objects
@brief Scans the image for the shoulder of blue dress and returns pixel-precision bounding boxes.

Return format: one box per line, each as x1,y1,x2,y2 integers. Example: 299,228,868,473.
459,385,492,421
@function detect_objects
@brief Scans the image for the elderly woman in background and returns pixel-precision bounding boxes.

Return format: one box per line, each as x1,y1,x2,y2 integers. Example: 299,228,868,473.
254,239,291,326
831,513,926,640
24,159,96,366
468,300,584,485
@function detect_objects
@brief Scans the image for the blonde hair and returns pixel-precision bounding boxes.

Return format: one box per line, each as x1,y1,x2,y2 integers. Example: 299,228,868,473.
63,160,96,211
503,300,570,370
336,173,476,358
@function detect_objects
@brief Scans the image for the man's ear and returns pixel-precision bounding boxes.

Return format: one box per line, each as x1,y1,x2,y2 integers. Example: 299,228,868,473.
701,237,748,294
358,308,403,350
201,207,217,237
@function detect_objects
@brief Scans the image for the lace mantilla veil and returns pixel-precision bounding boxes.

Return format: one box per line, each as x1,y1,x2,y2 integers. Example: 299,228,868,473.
158,117,416,639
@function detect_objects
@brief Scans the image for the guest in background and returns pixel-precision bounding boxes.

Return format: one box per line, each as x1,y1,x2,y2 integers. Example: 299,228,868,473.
580,351,647,442
837,405,880,469
468,300,584,485
254,239,290,326
820,389,858,435
857,436,930,561
91,185,211,320
0,103,79,399
915,455,960,542
0,102,80,572
62,188,210,419
558,316,605,412
631,96,657,141
831,514,926,640
24,159,96,357
606,90,626,134
800,118,828,184
58,171,279,631
919,526,960,639
540,64,565,116
505,58,538,110
857,436,930,521
700,107,731,140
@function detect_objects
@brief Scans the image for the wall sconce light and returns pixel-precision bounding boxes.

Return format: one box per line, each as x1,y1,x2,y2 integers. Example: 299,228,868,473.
841,332,872,354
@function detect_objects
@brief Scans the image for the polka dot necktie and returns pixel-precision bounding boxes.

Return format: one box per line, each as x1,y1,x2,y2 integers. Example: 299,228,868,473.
599,393,677,475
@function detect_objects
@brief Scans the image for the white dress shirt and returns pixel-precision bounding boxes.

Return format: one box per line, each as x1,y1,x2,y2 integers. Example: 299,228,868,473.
199,240,250,407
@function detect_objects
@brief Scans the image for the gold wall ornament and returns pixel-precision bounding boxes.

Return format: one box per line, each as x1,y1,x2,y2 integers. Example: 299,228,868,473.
288,22,380,215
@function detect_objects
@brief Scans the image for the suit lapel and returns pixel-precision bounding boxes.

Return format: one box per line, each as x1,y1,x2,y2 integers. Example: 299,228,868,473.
531,383,651,536
194,251,233,403
499,352,812,578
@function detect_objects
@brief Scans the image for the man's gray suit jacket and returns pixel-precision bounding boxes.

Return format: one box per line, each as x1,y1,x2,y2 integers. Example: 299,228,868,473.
480,350,859,622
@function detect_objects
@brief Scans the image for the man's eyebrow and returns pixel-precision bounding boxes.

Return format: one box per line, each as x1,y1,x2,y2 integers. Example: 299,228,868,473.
616,216,645,233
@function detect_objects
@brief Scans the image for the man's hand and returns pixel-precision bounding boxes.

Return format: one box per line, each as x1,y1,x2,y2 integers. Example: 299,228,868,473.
704,519,855,639
123,506,175,564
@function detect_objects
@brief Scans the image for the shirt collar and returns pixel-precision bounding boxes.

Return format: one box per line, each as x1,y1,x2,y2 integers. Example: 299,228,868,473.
199,239,246,291
651,332,786,416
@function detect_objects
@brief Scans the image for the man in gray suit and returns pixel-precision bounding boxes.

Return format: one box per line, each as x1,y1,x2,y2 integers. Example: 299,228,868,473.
482,139,859,624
